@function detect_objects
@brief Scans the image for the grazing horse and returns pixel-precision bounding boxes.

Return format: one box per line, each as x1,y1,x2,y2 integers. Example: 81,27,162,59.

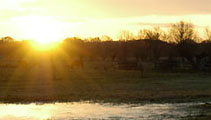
70,59,84,69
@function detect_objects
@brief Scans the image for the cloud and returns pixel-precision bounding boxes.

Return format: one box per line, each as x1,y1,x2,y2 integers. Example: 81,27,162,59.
129,22,171,28
95,0,211,17
54,16,88,23
2,0,211,19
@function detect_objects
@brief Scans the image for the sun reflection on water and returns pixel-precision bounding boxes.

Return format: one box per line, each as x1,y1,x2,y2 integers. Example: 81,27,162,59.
0,104,53,120
0,102,205,120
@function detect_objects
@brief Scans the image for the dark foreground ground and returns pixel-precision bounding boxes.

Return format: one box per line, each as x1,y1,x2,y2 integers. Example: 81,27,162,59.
0,56,211,104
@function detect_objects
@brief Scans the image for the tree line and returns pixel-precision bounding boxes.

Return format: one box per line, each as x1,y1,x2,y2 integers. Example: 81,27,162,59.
1,21,211,71
62,21,211,70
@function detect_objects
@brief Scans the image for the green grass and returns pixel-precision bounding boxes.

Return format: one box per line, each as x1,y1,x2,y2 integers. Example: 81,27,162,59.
0,58,211,103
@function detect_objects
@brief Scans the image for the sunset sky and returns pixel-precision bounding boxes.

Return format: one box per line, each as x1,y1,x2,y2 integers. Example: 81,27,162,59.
1,0,211,41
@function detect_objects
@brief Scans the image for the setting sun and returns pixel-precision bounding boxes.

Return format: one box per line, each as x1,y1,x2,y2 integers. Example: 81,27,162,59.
12,16,64,50
14,16,65,44
30,40,59,51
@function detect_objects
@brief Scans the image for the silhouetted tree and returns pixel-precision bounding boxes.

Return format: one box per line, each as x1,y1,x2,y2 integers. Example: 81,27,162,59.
64,37,85,59
142,28,165,62
170,21,204,70
170,21,197,43
205,27,211,41
203,27,211,61
101,35,113,41
118,30,134,41
0,36,14,43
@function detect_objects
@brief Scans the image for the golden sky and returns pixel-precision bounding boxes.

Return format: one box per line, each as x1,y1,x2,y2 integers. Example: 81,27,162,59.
1,0,211,41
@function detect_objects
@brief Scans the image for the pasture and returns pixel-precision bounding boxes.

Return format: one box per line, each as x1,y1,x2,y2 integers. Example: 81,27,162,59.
0,55,211,103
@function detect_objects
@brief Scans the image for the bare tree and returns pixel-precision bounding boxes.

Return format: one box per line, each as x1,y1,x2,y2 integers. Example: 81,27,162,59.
118,30,134,41
170,21,198,43
140,27,165,62
170,21,204,70
138,27,169,41
205,27,211,41
101,35,113,41
144,27,164,40
137,29,145,40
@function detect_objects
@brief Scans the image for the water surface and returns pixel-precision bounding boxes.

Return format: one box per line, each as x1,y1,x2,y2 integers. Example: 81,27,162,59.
0,102,209,120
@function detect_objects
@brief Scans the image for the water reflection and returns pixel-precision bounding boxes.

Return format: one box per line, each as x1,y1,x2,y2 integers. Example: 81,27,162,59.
0,102,207,120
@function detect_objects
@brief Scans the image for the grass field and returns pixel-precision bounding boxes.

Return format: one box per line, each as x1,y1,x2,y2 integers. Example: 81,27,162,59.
0,56,211,104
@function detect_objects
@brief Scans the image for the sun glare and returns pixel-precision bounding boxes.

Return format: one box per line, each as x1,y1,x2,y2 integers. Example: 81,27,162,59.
30,40,59,51
14,16,65,50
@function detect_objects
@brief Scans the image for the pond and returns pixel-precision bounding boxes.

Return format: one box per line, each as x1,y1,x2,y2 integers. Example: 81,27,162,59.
0,102,210,120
